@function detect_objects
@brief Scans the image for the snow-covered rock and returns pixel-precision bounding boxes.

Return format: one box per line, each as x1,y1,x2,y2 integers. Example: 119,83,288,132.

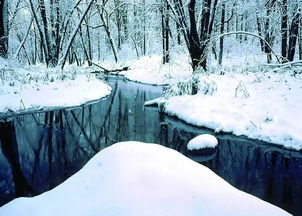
187,134,218,151
0,142,291,216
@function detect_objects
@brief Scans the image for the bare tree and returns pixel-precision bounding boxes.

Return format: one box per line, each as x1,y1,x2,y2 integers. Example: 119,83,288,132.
299,17,302,60
162,1,170,63
280,0,288,62
287,7,300,61
218,3,225,65
168,0,218,71
58,0,95,69
256,0,275,63
96,1,118,63
0,0,8,58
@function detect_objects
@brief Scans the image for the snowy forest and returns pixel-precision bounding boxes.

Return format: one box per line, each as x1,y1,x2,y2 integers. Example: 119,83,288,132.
0,0,302,215
1,0,301,68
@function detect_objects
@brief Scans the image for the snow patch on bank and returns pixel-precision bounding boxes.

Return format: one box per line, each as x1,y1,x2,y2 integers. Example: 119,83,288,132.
0,58,111,116
0,142,290,216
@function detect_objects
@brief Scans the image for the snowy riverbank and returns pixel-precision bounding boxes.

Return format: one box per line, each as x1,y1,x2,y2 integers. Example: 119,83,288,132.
0,58,111,118
0,142,290,216
162,72,302,150
112,54,302,150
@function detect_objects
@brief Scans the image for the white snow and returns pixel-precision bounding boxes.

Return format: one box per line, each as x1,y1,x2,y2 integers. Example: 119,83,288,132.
0,58,111,115
187,134,218,150
99,52,193,85
0,142,290,216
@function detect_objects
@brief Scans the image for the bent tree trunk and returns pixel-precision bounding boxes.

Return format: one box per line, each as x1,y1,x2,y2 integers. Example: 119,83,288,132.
58,0,95,69
0,0,8,58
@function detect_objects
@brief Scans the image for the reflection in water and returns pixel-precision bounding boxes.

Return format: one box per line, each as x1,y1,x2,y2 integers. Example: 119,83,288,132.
161,117,302,216
0,76,301,215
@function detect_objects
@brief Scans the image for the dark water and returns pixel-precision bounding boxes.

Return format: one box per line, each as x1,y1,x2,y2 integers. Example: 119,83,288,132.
0,76,301,215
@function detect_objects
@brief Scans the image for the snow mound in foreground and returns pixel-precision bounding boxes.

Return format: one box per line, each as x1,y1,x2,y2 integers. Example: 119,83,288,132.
0,142,290,216
187,134,218,150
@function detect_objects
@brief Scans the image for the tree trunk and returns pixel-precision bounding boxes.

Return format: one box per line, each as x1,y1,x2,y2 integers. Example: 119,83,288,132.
299,19,302,60
287,9,300,61
264,1,273,63
38,0,53,66
176,22,181,45
28,0,48,65
98,5,118,63
256,17,265,51
142,0,146,55
281,0,288,62
54,0,61,64
13,17,34,60
122,4,128,42
219,3,225,65
168,0,217,74
0,0,8,58
188,0,202,70
257,1,273,63
162,1,169,64
114,0,122,49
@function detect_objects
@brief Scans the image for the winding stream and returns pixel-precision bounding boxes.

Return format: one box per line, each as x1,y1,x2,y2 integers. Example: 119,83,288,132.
0,76,301,215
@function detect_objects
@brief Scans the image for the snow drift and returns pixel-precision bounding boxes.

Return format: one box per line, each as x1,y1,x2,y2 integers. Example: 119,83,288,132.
0,142,290,216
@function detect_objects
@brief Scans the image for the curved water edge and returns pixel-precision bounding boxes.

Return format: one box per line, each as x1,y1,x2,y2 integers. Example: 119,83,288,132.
0,74,164,121
0,76,301,215
0,97,109,122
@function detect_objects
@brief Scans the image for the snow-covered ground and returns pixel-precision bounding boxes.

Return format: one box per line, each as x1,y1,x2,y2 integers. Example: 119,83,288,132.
0,58,111,117
119,55,192,85
0,142,290,216
100,48,193,85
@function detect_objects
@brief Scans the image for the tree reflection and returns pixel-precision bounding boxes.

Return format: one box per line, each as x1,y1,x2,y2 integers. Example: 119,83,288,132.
0,121,31,198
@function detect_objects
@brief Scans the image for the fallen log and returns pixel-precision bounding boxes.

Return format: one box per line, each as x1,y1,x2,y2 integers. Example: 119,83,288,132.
89,60,130,74
261,60,302,67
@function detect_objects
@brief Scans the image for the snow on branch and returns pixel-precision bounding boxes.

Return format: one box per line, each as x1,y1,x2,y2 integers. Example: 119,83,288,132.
212,31,281,63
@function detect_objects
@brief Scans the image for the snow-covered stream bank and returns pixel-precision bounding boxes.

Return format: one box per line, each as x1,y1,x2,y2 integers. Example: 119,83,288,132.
0,58,111,118
108,55,302,150
161,72,302,150
3,54,301,151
